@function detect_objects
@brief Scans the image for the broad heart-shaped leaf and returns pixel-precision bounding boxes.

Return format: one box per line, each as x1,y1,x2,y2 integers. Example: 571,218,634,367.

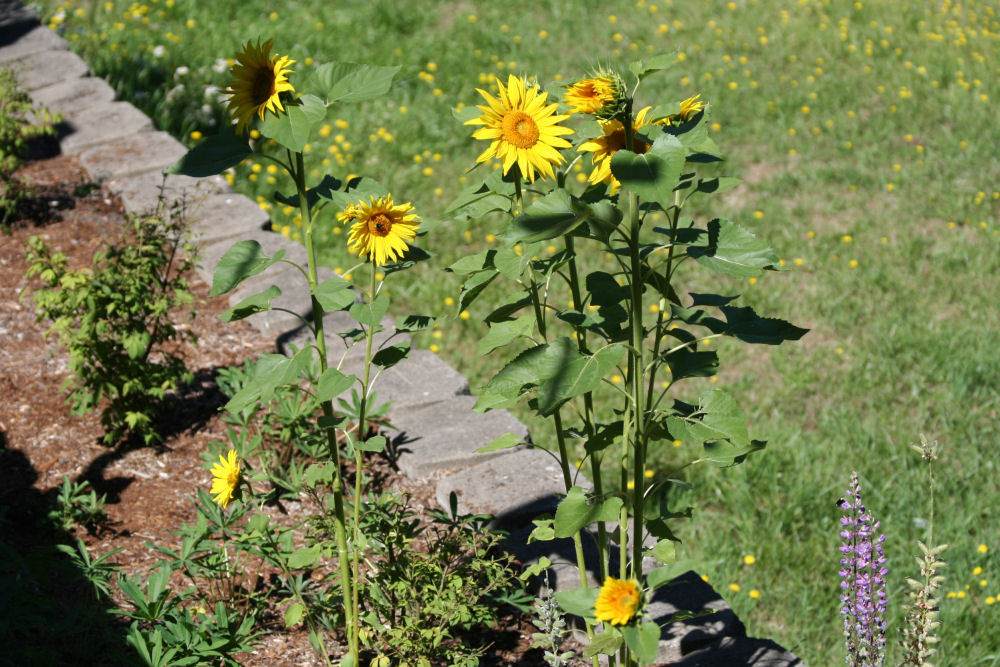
629,51,678,81
583,631,623,658
349,293,389,327
314,274,356,311
166,131,251,177
475,432,523,453
554,585,599,619
284,602,304,628
445,170,514,219
315,367,355,403
220,285,282,322
274,174,342,210
457,269,497,313
536,343,625,416
356,435,387,453
479,337,578,400
622,621,661,663
586,271,629,306
372,341,410,368
687,218,780,278
663,347,718,381
554,486,623,538
719,305,809,344
477,314,536,356
610,133,685,209
665,389,765,466
287,544,321,569
259,95,326,152
498,189,591,245
224,347,312,413
313,62,400,103
210,241,287,296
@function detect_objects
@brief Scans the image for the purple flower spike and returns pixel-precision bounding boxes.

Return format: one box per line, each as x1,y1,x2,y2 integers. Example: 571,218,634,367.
839,471,888,666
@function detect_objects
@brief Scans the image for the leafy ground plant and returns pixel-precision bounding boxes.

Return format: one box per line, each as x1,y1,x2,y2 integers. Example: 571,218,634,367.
23,205,197,446
48,474,107,533
0,66,61,230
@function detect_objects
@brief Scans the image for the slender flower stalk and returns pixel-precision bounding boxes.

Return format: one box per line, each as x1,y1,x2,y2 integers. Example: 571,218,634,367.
839,471,888,667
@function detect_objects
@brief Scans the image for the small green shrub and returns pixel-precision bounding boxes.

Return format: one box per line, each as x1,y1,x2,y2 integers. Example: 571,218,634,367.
23,209,197,446
48,474,107,533
0,66,61,229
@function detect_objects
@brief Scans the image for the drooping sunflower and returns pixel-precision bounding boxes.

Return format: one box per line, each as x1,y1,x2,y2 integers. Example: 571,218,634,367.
659,93,706,126
209,449,241,508
339,195,420,266
465,75,573,183
578,106,655,195
563,76,616,115
225,38,295,134
594,577,642,626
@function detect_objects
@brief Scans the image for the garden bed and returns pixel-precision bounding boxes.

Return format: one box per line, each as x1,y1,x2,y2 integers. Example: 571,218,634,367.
0,153,587,666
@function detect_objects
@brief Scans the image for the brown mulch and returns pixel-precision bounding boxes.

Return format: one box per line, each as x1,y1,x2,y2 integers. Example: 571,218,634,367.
0,153,583,666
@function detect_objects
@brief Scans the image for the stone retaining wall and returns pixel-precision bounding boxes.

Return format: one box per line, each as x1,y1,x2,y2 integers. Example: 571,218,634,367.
0,5,802,664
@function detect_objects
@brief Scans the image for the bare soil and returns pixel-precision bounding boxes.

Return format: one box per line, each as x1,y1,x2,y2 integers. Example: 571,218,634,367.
0,154,583,666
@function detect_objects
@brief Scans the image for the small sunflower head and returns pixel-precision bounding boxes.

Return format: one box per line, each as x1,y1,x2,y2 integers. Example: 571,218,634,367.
594,577,642,626
585,68,628,122
209,449,243,508
658,93,706,127
225,38,295,134
341,195,420,266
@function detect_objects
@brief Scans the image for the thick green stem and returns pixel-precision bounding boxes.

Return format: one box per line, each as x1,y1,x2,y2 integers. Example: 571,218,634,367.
293,151,357,662
513,167,597,665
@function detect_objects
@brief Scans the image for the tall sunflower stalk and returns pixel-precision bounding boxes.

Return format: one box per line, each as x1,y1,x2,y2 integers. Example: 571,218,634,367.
170,38,416,667
452,61,804,666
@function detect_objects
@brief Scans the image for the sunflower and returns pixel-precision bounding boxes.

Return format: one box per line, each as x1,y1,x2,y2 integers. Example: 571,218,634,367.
594,577,642,626
465,75,573,183
563,76,616,115
577,106,655,195
339,195,420,266
659,93,706,126
209,449,241,508
225,38,295,134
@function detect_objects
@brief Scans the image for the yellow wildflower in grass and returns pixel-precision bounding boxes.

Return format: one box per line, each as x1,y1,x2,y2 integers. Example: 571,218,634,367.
209,449,241,508
578,106,655,195
563,76,616,115
339,195,420,266
465,75,573,183
594,577,641,626
225,38,295,134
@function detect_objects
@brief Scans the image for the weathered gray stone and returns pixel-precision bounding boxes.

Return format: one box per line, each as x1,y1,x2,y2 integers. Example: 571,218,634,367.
359,350,469,410
391,396,530,477
10,48,88,90
106,172,228,216
198,229,305,290
0,24,66,63
60,101,153,154
187,192,271,247
30,76,116,116
435,446,564,530
78,131,186,181
671,635,803,666
0,1,39,32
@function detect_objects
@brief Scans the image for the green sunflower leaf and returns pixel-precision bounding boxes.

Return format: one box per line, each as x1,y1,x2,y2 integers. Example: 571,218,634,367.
314,62,400,104
622,621,661,663
554,585,599,619
630,51,679,81
477,314,536,356
499,189,591,245
259,95,326,152
536,343,624,416
220,285,282,322
610,133,686,209
210,240,286,296
314,274,356,311
686,218,780,278
554,486,623,538
166,131,251,177
349,293,389,327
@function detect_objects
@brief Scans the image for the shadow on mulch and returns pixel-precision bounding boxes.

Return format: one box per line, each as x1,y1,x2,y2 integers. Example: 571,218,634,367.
0,429,139,667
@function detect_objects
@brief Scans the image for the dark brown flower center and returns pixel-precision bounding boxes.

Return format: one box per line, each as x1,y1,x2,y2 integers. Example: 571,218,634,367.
252,67,276,104
368,214,392,236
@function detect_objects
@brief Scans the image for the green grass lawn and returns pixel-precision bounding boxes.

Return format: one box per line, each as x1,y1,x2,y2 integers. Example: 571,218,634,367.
42,0,1000,663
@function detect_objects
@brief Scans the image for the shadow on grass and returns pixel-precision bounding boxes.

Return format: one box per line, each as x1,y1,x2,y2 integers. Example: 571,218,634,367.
0,429,138,666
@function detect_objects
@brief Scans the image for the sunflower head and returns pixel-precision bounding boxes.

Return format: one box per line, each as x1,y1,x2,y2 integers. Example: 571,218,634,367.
594,577,642,626
209,449,242,508
465,74,574,183
577,106,655,195
225,38,295,134
658,93,706,127
563,76,617,115
341,195,420,266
